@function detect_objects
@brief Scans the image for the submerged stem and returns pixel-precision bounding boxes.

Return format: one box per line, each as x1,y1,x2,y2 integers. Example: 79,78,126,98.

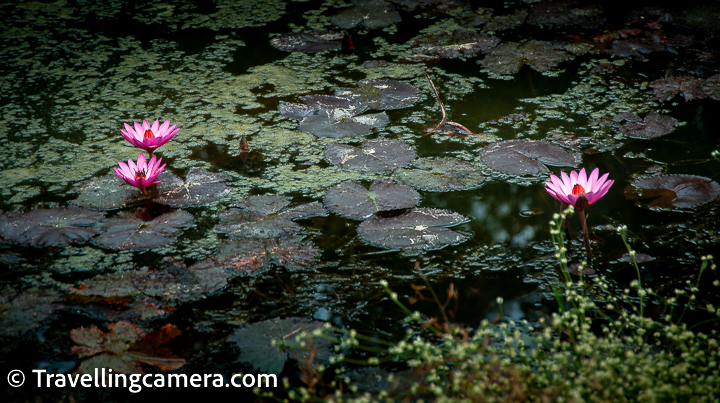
578,208,592,264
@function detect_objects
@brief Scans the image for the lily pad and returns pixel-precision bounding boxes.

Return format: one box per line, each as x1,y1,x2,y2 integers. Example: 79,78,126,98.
278,101,318,121
271,30,343,52
394,0,466,17
394,157,486,191
68,261,232,305
0,207,105,247
228,317,332,374
72,322,185,374
701,74,720,100
93,209,193,251
155,168,230,207
607,38,664,59
298,108,389,138
324,138,416,173
334,79,422,110
324,180,421,220
526,1,604,27
619,112,678,139
480,140,580,177
0,286,62,337
214,236,322,274
300,95,364,110
478,40,571,75
624,175,720,209
413,30,499,58
217,195,327,239
357,207,472,253
681,5,720,31
72,174,145,210
331,1,401,29
649,76,707,101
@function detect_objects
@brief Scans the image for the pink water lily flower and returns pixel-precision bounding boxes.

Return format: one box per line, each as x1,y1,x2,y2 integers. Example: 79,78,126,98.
545,168,614,208
120,119,179,153
114,153,166,192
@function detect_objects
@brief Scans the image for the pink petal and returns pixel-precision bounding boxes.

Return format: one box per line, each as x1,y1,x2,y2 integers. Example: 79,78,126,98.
151,119,160,133
577,168,588,190
133,121,144,136
137,153,147,171
142,119,151,131
594,172,610,192
560,171,573,194
158,120,171,136
587,168,600,192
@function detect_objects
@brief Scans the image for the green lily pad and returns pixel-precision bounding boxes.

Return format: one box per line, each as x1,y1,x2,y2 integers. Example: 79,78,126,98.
624,175,720,209
480,139,580,177
357,207,472,253
155,168,230,208
331,0,401,30
478,40,571,75
324,180,421,220
271,30,343,52
0,207,105,247
71,173,145,210
393,157,486,191
228,317,332,374
324,138,416,173
93,210,193,251
214,236,322,274
413,30,499,58
334,79,422,110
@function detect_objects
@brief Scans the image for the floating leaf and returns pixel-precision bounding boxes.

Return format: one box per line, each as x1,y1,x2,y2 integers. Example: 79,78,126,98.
624,175,720,209
619,112,678,139
413,30,499,58
331,1,400,29
480,140,580,177
324,180,420,220
526,1,604,27
271,30,343,52
394,157,486,191
300,94,364,110
478,40,571,75
701,74,720,100
298,108,389,138
607,38,664,59
681,5,720,31
649,76,707,101
0,207,105,247
0,286,62,337
214,236,321,274
68,261,232,306
334,79,422,110
155,168,230,207
217,195,326,239
93,210,193,251
278,101,318,121
324,138,416,172
228,317,332,374
357,207,471,253
72,322,185,374
72,174,144,210
395,0,467,17
619,252,655,264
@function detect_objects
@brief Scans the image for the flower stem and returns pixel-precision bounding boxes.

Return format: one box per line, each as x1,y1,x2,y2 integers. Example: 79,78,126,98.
578,208,592,264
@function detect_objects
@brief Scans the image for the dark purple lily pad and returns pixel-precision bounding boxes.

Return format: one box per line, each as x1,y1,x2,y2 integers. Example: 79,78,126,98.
299,109,389,138
526,1,604,27
331,1,401,29
619,112,678,139
624,175,720,209
607,38,664,59
394,0,466,17
480,140,580,177
72,174,145,210
155,168,230,208
215,236,322,274
271,30,343,52
357,207,471,253
300,95,364,110
278,102,318,121
324,180,421,220
68,260,232,306
481,10,528,33
0,286,62,337
394,157,486,191
412,30,499,58
93,210,193,251
334,79,422,110
217,196,326,239
0,207,105,247
478,40,571,75
681,5,720,31
649,76,707,101
701,74,720,100
228,317,332,374
324,138,416,173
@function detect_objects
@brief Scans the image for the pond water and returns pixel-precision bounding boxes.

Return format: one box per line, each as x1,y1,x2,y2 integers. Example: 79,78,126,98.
1,0,719,400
